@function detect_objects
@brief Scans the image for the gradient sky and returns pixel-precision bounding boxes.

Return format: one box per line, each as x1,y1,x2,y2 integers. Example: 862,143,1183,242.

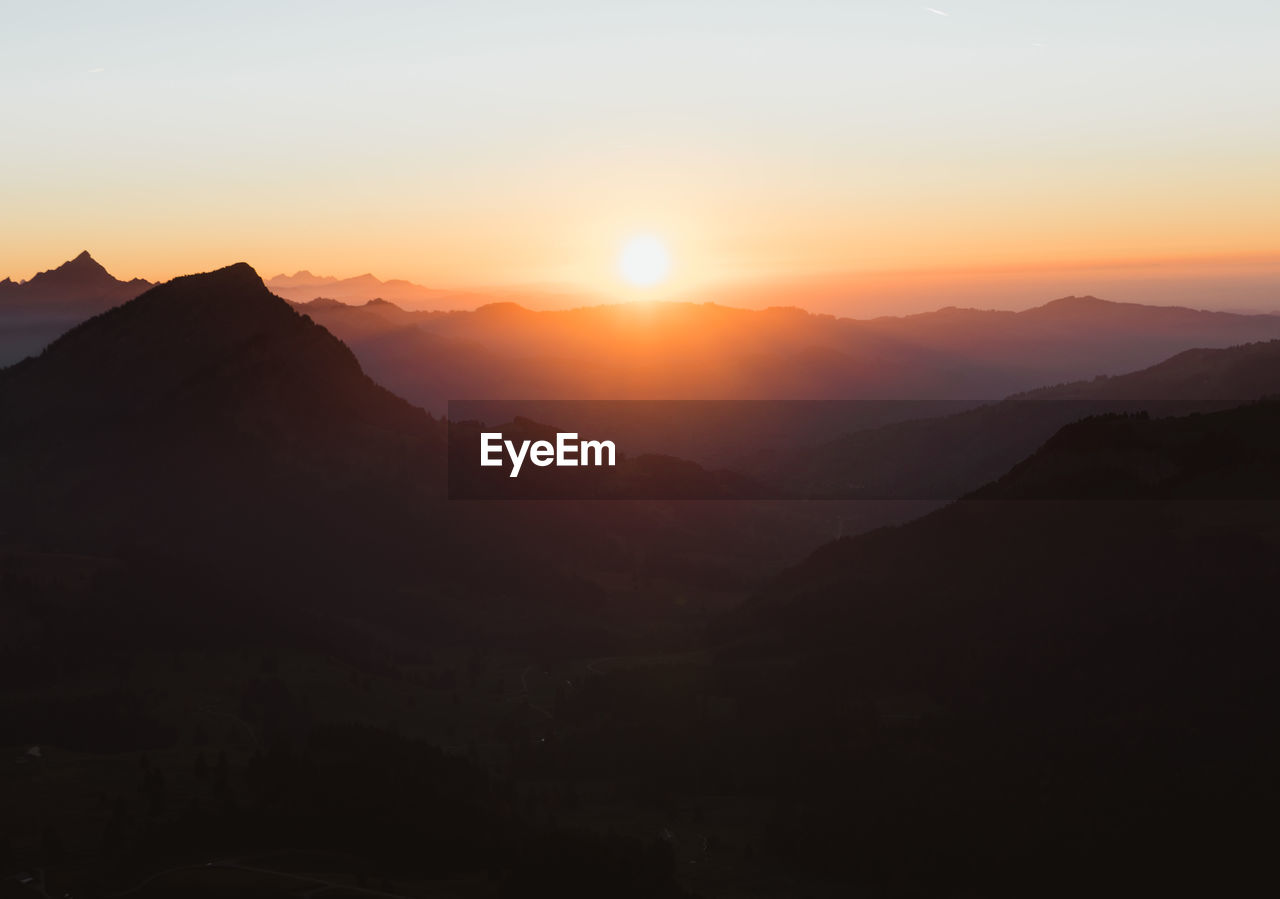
3,1,1278,311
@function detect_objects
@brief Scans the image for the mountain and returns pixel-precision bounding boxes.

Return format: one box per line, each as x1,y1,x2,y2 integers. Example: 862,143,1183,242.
13,261,1280,410
746,338,1280,500
7,262,1277,895
265,270,553,309
0,251,153,364
0,264,831,645
0,265,700,895
0,250,151,307
266,269,339,290
0,263,446,565
1019,337,1280,400
298,295,1280,414
0,263,663,659
711,399,1280,890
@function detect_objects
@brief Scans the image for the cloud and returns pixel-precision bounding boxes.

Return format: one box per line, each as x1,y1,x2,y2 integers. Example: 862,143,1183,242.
87,67,105,74
925,7,949,15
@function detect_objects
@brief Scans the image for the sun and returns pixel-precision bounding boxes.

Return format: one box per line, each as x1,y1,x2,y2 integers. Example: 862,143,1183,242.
618,234,671,287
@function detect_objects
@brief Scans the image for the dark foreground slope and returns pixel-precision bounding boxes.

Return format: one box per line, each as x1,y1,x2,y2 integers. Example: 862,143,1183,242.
710,401,1280,892
0,267,697,897
0,263,661,683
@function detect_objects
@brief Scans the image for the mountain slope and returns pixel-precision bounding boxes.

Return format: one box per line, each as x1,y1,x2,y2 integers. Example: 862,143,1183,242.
710,400,1280,889
0,263,449,592
749,338,1280,499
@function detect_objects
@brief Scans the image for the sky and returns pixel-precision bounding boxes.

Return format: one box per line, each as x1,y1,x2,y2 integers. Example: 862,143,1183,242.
2,1,1278,313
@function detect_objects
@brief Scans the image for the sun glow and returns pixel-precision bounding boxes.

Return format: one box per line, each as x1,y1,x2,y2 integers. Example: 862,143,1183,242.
618,235,671,288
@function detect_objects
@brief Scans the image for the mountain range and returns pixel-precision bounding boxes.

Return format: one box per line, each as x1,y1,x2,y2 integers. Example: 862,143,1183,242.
265,269,587,310
4,258,1280,893
0,250,151,309
10,254,1280,411
0,264,834,646
298,294,1280,413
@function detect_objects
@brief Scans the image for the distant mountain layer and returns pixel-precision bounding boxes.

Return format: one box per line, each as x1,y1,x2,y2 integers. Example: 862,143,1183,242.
0,250,151,308
264,270,572,309
0,251,152,363
298,295,1280,412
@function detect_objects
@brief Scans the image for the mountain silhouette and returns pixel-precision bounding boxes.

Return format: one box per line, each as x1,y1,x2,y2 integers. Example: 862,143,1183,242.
0,250,151,307
0,263,802,646
1018,337,1280,400
0,263,449,594
2,262,424,431
749,338,1280,500
267,269,498,308
967,400,1280,499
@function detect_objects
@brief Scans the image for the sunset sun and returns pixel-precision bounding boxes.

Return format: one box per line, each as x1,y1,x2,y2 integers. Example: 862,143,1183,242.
618,235,671,287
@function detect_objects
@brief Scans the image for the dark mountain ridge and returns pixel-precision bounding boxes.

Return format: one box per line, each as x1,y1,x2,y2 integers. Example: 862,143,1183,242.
748,338,1280,499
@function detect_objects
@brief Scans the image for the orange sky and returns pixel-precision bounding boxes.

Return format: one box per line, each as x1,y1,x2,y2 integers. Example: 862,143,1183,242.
3,2,1278,314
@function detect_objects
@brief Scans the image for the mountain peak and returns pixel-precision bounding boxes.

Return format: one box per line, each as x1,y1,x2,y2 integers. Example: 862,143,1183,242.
42,250,111,280
0,251,151,310
186,261,263,289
